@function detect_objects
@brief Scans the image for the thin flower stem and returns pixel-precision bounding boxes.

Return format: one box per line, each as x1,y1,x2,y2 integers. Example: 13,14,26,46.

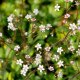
2,31,16,68
69,72,80,80
24,69,37,80
51,30,72,48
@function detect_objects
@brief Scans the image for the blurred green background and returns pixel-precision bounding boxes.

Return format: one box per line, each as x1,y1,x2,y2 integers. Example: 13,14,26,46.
0,0,80,80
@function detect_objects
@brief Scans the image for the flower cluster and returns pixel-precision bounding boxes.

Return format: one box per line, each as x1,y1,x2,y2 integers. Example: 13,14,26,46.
34,54,42,65
7,14,17,31
4,0,79,79
21,65,29,76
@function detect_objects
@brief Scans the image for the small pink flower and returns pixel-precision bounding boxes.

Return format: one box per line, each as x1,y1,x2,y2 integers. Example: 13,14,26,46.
46,24,52,30
33,9,39,15
14,45,20,51
31,18,36,22
37,65,45,72
26,61,29,64
64,0,69,2
69,23,77,30
25,45,29,50
68,46,75,51
70,61,74,65
25,14,31,19
39,25,45,32
64,0,73,2
33,24,36,28
15,18,19,23
64,13,70,18
63,20,67,24
25,55,30,59
36,54,42,59
6,38,11,43
48,66,54,71
45,47,51,51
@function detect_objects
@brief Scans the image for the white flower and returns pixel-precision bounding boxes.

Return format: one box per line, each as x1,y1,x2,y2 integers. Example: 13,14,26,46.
8,23,14,29
24,32,28,36
55,4,60,11
21,70,26,76
64,13,70,18
69,0,73,2
63,20,67,24
77,20,80,25
68,46,75,51
57,47,63,55
34,59,41,65
34,54,42,65
8,14,17,31
17,59,23,66
69,23,77,30
33,9,39,15
58,71,63,78
39,25,45,32
23,65,29,72
25,55,30,59
25,14,31,19
14,45,20,51
37,65,45,72
35,43,42,51
7,14,14,22
76,49,80,56
45,47,51,52
8,23,17,31
53,55,59,61
36,54,42,59
11,27,17,31
46,24,52,30
7,16,13,22
57,60,64,67
48,66,54,71
0,32,2,37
